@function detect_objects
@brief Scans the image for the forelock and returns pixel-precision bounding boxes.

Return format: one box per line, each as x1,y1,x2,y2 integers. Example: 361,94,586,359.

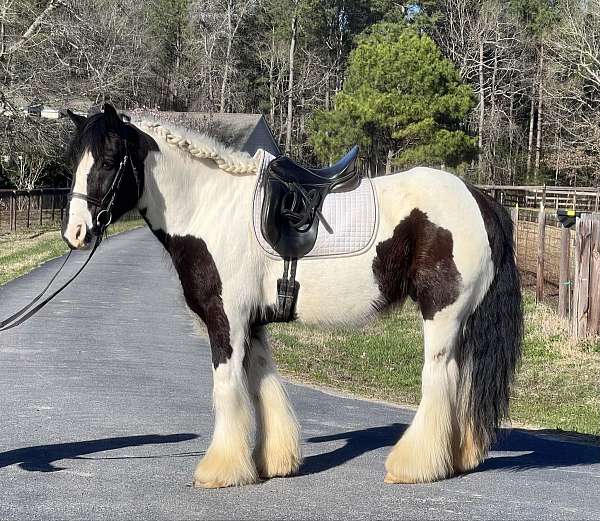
66,113,121,165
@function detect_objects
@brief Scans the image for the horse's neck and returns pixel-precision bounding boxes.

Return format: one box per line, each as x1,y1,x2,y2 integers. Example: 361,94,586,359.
138,144,256,253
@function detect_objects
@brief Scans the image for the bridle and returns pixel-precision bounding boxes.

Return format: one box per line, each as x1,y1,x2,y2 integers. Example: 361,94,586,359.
68,147,136,231
0,147,137,332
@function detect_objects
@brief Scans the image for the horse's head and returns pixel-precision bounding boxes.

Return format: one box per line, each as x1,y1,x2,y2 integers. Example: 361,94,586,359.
62,103,157,250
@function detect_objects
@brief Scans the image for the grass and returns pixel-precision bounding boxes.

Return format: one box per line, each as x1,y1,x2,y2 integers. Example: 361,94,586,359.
269,293,600,436
0,220,145,286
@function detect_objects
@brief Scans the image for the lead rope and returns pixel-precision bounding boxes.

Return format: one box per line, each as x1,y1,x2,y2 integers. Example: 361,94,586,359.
0,153,132,332
0,235,103,331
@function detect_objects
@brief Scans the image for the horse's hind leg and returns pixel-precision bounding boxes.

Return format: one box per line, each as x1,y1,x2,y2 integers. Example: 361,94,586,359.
385,308,461,483
246,326,301,478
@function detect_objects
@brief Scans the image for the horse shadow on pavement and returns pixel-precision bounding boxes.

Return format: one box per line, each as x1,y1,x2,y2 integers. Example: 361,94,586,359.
1,425,598,477
0,433,199,472
299,423,600,477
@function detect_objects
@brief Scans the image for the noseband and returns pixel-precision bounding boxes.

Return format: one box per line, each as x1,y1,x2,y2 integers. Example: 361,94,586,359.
68,149,136,230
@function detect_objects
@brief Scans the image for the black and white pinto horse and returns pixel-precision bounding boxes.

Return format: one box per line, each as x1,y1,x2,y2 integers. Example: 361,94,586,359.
62,104,522,488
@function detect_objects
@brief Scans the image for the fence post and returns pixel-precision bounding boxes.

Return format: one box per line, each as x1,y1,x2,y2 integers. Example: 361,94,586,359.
558,224,571,319
51,190,56,221
536,205,546,303
39,189,43,226
26,193,31,228
11,191,16,232
8,191,13,231
511,205,519,266
587,218,600,336
541,184,547,209
572,214,592,338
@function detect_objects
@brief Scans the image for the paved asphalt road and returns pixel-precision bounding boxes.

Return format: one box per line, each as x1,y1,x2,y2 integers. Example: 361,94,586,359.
1,227,599,520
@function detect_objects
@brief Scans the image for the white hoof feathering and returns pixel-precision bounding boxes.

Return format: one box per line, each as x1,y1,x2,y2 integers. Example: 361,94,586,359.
253,371,301,478
453,422,487,474
194,363,258,488
193,442,257,488
385,395,455,484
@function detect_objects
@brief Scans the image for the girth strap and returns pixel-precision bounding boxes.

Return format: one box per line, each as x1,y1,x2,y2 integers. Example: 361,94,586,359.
274,258,299,322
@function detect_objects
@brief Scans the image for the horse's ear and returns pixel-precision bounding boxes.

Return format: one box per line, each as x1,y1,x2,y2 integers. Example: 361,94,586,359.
66,109,86,130
102,103,123,128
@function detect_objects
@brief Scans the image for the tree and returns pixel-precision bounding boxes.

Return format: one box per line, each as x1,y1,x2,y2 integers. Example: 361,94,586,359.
309,22,476,174
544,0,600,184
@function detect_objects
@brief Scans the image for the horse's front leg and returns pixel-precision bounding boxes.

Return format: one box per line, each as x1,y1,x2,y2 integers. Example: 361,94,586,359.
246,325,301,478
192,310,257,488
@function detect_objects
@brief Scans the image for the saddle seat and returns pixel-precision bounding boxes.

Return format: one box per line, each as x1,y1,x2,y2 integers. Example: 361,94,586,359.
268,145,360,193
261,145,361,259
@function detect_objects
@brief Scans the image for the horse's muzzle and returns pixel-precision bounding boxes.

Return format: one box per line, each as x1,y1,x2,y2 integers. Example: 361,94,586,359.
62,216,94,250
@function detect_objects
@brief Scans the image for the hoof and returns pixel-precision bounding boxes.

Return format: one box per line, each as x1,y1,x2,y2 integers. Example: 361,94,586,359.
193,448,257,489
385,433,453,484
193,479,235,489
384,471,415,484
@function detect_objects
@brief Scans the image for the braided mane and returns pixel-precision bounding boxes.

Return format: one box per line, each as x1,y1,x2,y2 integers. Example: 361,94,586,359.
138,120,259,176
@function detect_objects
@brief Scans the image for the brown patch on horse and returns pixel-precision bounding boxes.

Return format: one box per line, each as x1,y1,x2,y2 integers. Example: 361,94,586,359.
372,208,461,320
163,233,233,368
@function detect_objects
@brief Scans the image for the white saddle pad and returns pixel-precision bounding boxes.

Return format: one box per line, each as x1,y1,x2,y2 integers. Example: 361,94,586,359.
251,149,379,259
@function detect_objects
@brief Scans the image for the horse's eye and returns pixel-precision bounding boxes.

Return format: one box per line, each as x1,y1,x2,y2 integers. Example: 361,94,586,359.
101,161,114,170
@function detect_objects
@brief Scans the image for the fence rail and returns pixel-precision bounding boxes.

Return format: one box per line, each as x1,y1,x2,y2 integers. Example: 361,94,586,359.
0,187,141,234
478,184,600,212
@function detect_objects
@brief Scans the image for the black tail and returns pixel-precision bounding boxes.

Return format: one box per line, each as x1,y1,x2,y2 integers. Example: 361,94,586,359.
458,188,523,453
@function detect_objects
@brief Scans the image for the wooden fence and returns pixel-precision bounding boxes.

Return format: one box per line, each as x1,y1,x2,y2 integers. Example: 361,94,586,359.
0,188,69,233
571,214,600,339
478,184,600,212
510,205,600,338
0,187,139,234
511,207,573,290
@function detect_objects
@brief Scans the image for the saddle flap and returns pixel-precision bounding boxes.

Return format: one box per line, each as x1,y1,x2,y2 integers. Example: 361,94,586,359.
260,173,322,258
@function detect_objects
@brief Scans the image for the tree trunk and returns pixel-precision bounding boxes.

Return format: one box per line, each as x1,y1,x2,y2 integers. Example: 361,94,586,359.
534,43,544,177
269,26,276,127
385,149,393,175
508,91,514,183
285,14,297,154
220,0,234,113
170,18,183,110
526,95,535,178
478,38,485,179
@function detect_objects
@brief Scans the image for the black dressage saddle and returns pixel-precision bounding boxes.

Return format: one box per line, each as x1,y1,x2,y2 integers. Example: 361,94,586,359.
261,145,360,259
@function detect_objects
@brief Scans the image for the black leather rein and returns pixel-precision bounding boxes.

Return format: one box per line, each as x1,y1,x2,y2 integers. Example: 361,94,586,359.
0,153,133,332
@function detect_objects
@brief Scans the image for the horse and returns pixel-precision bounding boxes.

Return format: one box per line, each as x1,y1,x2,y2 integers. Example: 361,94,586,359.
61,103,522,488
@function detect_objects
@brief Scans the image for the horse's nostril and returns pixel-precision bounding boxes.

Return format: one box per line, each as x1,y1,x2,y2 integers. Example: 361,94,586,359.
75,224,83,241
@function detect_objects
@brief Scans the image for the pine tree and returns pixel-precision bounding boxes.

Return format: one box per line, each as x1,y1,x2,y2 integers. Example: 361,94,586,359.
309,22,476,174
